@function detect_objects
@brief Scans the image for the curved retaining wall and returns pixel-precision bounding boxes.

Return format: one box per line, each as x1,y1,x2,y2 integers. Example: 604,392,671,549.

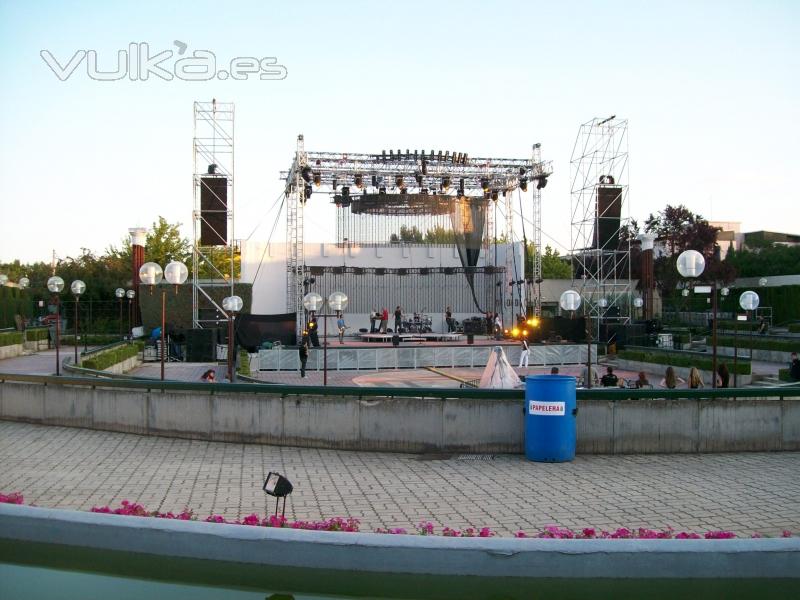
1,379,799,453
1,504,798,599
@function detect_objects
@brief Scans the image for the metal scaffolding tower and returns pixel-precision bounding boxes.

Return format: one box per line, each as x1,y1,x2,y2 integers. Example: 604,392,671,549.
192,100,236,329
530,143,549,316
570,116,632,331
285,134,307,340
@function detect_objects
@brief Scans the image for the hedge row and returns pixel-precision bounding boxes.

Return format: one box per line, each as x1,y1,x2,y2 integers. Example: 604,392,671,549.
618,349,751,375
716,336,798,353
0,331,23,347
716,320,761,332
237,349,251,377
59,334,123,346
81,342,142,371
788,324,800,333
25,328,49,342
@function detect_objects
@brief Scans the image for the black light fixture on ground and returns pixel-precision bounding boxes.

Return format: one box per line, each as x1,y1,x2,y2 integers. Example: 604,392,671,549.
263,472,293,518
222,294,243,382
46,276,65,376
70,280,86,365
115,288,125,339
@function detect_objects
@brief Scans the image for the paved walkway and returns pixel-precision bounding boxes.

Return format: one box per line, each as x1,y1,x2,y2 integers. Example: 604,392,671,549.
1,421,797,536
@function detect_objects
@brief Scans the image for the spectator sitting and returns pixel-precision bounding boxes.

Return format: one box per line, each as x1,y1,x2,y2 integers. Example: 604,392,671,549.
660,366,685,389
550,366,559,375
600,366,620,387
688,367,704,389
201,369,216,383
635,371,652,389
758,317,768,335
790,352,800,381
716,363,730,388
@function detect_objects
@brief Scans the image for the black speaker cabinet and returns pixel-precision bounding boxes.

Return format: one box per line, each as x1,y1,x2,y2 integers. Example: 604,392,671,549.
185,328,217,362
200,176,228,246
594,185,622,249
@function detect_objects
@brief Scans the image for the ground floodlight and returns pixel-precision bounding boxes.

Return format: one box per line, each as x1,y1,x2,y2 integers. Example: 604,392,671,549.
264,472,294,518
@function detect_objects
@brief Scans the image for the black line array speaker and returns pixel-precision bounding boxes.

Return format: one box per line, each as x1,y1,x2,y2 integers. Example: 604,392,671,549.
200,176,228,246
593,185,622,249
185,328,217,362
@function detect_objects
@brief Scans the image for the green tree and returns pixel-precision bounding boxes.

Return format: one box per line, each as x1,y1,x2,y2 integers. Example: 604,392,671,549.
541,245,572,279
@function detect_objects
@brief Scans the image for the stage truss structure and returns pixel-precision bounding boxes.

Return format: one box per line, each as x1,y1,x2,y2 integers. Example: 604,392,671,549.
283,141,552,338
192,100,236,329
570,116,632,331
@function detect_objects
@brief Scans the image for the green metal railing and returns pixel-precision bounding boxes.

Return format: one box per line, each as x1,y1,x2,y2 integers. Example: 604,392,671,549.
1,371,798,401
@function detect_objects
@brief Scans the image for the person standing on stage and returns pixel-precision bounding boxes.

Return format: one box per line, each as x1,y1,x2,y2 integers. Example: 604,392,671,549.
485,312,494,337
445,306,454,333
394,306,402,334
370,309,379,333
518,337,529,368
380,307,389,333
307,314,320,347
494,313,502,338
336,311,346,344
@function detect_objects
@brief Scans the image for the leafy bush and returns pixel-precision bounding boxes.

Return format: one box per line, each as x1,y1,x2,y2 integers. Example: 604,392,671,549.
716,320,760,332
59,334,122,346
25,328,49,342
788,324,800,333
237,349,251,376
716,336,798,353
619,349,750,375
81,342,142,371
0,331,23,347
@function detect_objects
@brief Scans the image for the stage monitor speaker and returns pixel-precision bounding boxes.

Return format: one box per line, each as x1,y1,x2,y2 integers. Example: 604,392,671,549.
200,176,228,246
593,185,622,249
185,328,217,362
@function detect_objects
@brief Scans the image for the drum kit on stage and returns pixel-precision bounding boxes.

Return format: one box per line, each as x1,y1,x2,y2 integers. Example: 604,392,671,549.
401,312,432,334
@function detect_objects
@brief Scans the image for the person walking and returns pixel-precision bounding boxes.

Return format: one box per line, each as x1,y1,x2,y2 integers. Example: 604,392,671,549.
518,337,529,368
394,306,402,334
298,335,309,378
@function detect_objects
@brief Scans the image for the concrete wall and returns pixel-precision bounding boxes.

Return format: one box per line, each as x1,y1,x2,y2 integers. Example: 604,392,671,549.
1,381,798,454
0,343,24,359
2,504,799,594
716,346,794,364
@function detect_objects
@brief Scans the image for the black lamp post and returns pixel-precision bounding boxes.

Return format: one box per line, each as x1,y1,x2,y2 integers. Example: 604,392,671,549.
47,276,65,376
126,289,135,339
70,280,86,365
115,288,125,339
223,295,243,382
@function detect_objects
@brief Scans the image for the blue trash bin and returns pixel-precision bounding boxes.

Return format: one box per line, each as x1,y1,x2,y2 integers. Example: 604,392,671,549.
524,375,577,462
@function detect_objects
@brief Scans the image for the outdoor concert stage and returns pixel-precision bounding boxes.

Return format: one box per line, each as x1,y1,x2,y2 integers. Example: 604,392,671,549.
256,339,597,372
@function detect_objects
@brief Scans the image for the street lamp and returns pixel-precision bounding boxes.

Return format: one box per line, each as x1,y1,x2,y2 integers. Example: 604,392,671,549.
676,249,720,387
738,290,760,387
19,277,30,289
70,280,86,365
126,289,136,339
559,290,592,387
140,261,187,381
0,274,7,286
324,291,348,386
115,288,125,339
222,295,243,382
47,276,65,376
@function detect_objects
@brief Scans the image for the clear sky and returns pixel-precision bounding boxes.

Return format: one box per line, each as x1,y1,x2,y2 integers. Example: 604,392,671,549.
1,0,798,264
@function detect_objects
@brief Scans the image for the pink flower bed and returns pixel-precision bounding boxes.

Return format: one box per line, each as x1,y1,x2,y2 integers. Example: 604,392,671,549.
1,492,794,539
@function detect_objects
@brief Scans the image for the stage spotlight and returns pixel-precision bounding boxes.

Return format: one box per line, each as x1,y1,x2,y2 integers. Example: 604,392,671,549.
332,176,338,190
459,178,465,195
520,178,528,192
481,178,490,192
263,472,293,518
207,163,217,174
301,166,312,183
313,173,321,186
341,186,350,198
522,329,529,337
379,186,386,194
519,167,526,176
422,158,428,175
406,149,410,158
389,150,394,159
442,176,451,190
451,151,457,163
372,175,378,188
355,174,363,188
414,149,418,159
512,328,520,337
491,190,498,201
537,177,548,190
303,184,312,202
396,175,404,188
599,175,606,184
415,174,423,186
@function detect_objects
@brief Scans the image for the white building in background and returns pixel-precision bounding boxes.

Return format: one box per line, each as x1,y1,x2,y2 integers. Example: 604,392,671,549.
239,241,525,333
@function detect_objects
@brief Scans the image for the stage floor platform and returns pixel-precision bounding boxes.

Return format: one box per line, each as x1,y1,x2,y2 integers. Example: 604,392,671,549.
359,332,463,343
257,341,598,372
